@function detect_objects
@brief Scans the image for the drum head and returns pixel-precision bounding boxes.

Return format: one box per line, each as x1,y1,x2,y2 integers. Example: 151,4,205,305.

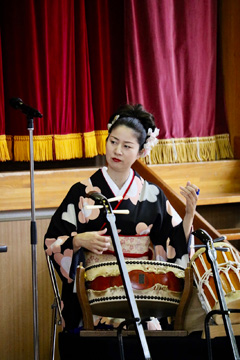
90,296,180,319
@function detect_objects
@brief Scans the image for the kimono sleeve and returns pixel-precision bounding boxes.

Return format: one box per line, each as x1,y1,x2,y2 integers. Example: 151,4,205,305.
150,189,189,267
44,182,86,283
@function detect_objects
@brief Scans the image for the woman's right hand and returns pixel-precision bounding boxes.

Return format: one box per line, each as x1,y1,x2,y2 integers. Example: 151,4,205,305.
73,228,111,254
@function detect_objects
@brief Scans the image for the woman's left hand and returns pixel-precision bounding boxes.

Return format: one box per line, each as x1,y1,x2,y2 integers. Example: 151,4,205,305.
179,181,199,217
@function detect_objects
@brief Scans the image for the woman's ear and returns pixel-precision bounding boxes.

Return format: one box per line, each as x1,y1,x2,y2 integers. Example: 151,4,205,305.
137,149,144,159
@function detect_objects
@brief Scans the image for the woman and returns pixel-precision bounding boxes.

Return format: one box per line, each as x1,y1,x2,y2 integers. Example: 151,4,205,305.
44,103,199,332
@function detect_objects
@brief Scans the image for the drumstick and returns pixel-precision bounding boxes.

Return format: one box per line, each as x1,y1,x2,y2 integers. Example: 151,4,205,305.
108,196,123,202
84,204,129,214
112,209,130,214
190,244,229,251
84,205,103,209
84,196,122,209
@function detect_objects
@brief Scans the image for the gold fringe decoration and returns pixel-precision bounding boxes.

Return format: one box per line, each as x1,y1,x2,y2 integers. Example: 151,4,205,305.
6,135,13,160
14,136,29,161
83,131,98,158
95,130,108,155
54,133,82,160
4,132,233,163
0,134,11,161
14,135,53,161
146,134,233,164
216,134,234,159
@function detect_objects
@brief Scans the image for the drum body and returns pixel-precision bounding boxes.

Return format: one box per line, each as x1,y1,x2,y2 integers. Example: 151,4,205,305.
85,259,185,319
190,242,240,324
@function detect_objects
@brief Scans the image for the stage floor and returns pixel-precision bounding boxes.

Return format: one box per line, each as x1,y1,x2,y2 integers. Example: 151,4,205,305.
59,330,240,360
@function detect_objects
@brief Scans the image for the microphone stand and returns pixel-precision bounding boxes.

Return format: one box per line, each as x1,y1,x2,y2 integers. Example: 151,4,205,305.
27,115,39,360
9,99,43,360
0,245,7,253
86,192,152,360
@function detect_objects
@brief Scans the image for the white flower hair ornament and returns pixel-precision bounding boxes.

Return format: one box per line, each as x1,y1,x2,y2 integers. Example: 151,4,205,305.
140,127,160,158
107,115,120,130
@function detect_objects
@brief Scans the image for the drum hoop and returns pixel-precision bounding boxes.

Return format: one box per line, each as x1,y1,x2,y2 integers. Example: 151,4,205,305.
88,294,181,305
190,241,233,263
85,259,185,272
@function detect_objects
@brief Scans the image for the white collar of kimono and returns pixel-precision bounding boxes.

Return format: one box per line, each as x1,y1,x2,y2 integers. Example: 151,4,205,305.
102,166,134,197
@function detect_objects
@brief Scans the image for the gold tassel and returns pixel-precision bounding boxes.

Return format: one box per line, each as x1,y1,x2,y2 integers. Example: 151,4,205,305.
216,134,234,159
54,133,82,160
83,131,98,158
34,135,53,161
0,134,11,161
147,134,233,164
14,136,29,161
14,135,53,161
6,135,13,160
95,130,108,155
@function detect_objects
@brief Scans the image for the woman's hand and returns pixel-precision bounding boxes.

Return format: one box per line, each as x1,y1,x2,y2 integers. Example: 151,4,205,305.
180,181,199,217
73,228,111,254
179,181,199,240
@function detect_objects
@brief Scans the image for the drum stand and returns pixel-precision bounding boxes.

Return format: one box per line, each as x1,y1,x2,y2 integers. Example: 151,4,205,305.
46,255,63,360
86,192,152,360
193,229,240,360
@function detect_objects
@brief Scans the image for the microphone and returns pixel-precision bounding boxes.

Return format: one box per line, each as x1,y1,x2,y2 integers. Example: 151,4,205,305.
9,97,43,118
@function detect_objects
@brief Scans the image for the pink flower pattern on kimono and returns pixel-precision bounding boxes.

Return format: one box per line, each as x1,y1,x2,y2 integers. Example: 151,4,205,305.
155,239,177,262
135,222,153,235
54,249,73,283
166,238,176,259
125,175,144,205
166,200,182,227
45,232,77,283
81,178,101,195
78,196,100,223
45,235,69,256
155,245,167,262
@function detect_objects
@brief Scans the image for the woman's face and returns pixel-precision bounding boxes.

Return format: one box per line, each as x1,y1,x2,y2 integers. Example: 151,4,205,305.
106,125,141,173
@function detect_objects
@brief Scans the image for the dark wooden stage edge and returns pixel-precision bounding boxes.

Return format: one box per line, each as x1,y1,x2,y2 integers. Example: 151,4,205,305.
59,330,240,360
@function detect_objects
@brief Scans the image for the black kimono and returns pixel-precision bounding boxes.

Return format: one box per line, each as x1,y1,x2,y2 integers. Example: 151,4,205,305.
44,167,188,331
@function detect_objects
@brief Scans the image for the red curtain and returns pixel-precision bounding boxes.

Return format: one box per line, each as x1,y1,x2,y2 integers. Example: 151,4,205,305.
1,0,84,136
0,33,5,135
0,0,232,162
85,0,126,131
125,0,223,138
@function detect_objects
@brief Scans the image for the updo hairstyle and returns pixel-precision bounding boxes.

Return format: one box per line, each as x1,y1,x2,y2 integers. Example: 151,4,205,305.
108,104,156,150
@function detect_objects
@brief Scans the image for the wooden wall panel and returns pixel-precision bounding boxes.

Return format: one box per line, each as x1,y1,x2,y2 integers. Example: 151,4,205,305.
0,168,96,211
234,136,240,159
1,160,240,212
0,218,62,360
219,0,240,154
150,160,240,205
